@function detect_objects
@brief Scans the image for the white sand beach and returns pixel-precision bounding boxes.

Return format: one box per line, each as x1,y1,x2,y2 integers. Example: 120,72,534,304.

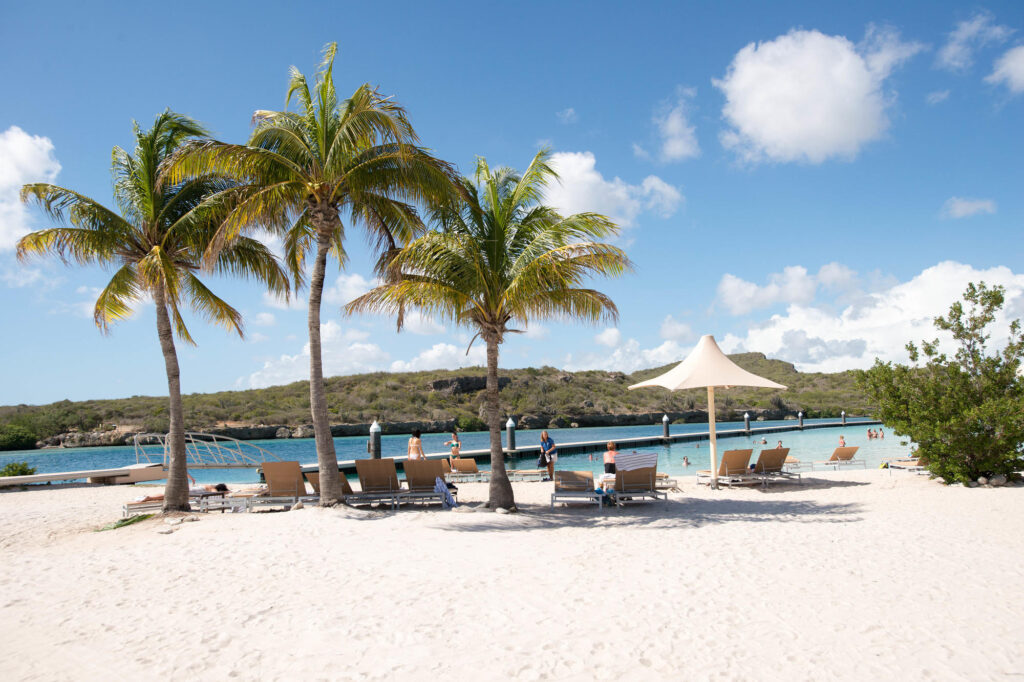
2,471,1022,681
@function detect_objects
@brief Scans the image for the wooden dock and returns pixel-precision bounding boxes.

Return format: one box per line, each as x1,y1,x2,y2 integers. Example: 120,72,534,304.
0,463,165,487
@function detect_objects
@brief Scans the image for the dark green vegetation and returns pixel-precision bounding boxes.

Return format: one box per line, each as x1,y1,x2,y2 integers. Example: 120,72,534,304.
0,461,37,476
96,514,153,531
858,282,1024,484
0,352,871,448
0,425,38,451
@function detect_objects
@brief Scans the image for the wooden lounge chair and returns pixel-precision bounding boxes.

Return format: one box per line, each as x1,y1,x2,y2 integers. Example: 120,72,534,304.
403,460,457,506
508,468,547,482
655,471,680,491
814,446,864,470
888,456,927,473
753,448,801,485
305,471,355,496
250,461,319,510
122,488,234,517
609,466,668,506
550,471,603,511
448,458,488,483
353,458,406,510
696,449,757,486
783,454,810,472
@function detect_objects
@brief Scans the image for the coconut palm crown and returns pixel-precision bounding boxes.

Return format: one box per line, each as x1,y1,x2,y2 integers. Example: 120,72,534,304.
347,150,633,509
18,110,289,511
169,43,459,505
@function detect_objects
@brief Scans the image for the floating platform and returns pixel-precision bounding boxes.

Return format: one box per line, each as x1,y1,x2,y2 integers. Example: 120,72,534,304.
0,463,166,487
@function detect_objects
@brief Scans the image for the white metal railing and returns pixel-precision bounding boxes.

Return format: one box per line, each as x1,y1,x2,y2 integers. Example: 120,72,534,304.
133,432,281,468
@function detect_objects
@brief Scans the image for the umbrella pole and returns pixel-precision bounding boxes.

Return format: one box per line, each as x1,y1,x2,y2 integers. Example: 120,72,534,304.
707,386,718,490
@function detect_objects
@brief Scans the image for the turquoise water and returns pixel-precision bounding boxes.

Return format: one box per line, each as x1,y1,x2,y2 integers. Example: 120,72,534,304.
0,418,890,483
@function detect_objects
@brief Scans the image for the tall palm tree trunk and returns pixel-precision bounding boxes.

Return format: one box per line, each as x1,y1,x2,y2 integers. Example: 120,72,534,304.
154,285,190,512
308,222,343,504
484,335,514,509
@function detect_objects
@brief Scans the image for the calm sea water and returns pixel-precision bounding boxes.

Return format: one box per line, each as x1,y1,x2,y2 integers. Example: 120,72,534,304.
0,417,904,483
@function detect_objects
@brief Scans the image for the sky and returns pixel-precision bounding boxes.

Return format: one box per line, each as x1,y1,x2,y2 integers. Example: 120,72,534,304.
1,0,1022,406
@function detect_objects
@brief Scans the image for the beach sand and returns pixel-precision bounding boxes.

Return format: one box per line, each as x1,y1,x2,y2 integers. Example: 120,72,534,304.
1,471,1021,681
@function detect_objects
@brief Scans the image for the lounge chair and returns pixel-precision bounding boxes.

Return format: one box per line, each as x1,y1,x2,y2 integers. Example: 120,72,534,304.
655,472,680,491
448,458,488,483
305,471,355,496
353,458,406,510
609,466,668,506
249,461,319,510
814,446,864,470
696,449,757,486
509,468,547,482
403,460,458,506
752,448,801,485
606,452,668,506
888,456,927,473
122,488,235,517
783,454,810,472
550,471,604,511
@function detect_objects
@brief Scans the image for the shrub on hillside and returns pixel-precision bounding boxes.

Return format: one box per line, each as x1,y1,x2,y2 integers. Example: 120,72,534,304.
0,425,37,451
857,282,1024,483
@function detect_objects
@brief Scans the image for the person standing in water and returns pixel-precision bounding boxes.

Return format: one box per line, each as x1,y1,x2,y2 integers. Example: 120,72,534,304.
445,431,461,467
407,429,425,460
539,431,557,480
776,440,784,449
839,435,846,447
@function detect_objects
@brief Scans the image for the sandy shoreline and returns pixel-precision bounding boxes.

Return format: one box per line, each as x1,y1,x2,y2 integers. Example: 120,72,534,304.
1,471,1022,681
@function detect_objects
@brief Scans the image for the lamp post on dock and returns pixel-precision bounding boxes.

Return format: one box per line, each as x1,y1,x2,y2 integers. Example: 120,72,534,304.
798,411,803,429
369,420,381,459
506,417,516,452
841,410,846,426
744,412,750,434
662,414,670,439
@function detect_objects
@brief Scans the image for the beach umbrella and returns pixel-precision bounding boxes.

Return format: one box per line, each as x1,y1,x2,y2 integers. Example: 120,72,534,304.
628,334,786,489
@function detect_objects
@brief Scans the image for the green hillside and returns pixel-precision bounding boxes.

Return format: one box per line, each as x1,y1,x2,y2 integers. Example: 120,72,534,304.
0,352,871,445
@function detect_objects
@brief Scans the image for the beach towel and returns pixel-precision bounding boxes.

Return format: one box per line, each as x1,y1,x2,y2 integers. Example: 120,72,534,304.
435,476,457,509
615,451,658,471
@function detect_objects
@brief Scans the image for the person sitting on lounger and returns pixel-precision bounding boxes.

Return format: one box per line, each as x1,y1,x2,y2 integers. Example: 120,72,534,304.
407,429,425,460
603,441,619,474
134,482,228,503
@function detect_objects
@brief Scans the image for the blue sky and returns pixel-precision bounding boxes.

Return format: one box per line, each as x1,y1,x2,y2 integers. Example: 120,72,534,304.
1,0,1022,405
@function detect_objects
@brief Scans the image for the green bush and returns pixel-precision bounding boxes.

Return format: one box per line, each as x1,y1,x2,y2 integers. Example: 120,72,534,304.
0,461,36,476
0,425,37,451
858,282,1024,483
455,415,486,432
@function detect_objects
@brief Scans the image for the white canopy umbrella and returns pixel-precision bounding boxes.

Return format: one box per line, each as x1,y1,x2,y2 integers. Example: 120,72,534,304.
628,334,786,488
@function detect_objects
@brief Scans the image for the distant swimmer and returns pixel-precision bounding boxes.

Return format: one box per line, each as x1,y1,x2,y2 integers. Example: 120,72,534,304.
776,440,784,449
683,456,691,466
839,435,846,447
760,437,768,444
879,428,884,439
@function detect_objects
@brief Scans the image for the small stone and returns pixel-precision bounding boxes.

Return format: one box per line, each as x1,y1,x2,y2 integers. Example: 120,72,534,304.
967,481,979,488
164,517,183,525
978,476,989,486
452,506,475,513
990,474,1007,487
184,515,200,522
156,527,176,534
494,507,510,515
290,500,304,511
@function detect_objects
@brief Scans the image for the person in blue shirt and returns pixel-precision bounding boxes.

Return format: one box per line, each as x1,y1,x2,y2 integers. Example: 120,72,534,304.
539,430,557,480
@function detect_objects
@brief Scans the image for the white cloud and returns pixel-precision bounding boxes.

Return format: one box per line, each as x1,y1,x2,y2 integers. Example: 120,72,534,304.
523,323,549,340
70,285,102,318
926,90,950,105
556,107,578,124
986,45,1024,94
244,321,387,388
403,312,446,335
324,272,378,306
721,261,1024,373
631,143,651,160
252,312,276,326
717,266,817,315
942,197,997,219
249,332,269,343
654,88,700,161
1,266,45,288
0,126,62,251
659,315,694,342
564,338,690,372
595,327,621,347
262,291,302,310
389,342,486,373
714,26,923,164
546,151,683,227
937,11,1013,72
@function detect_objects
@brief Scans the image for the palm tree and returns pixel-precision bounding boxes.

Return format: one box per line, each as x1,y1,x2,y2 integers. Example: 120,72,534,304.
346,150,633,510
18,111,289,511
170,43,458,505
